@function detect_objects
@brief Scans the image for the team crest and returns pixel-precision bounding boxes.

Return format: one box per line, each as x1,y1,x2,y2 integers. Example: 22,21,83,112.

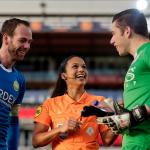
13,80,19,91
35,106,42,117
86,127,94,136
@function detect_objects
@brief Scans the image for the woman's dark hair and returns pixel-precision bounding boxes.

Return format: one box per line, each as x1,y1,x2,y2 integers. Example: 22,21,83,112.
112,9,149,38
51,55,84,98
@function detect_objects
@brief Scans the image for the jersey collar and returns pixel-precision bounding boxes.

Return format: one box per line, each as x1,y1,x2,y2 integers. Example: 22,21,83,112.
136,42,150,55
64,91,88,104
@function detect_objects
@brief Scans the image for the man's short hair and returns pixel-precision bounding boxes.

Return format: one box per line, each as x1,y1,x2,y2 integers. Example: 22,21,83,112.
1,18,30,37
112,9,149,38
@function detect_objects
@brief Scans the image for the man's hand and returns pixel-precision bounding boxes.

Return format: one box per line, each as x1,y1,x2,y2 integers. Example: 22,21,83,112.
97,102,148,134
81,105,114,117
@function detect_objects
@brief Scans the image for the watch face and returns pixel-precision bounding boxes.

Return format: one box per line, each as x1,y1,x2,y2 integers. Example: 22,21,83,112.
57,124,68,140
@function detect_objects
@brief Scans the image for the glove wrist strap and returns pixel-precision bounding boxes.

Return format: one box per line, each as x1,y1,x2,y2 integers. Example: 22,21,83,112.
131,105,148,126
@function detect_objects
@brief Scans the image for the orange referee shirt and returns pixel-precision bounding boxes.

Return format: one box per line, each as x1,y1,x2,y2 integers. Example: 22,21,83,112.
34,91,109,150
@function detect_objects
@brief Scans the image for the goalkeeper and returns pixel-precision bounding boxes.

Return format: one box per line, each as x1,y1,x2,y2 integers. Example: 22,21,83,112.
105,8,150,150
82,8,150,150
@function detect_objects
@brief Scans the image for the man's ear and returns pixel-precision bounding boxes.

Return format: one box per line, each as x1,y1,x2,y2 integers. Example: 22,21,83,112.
61,73,67,80
125,26,132,38
3,33,9,45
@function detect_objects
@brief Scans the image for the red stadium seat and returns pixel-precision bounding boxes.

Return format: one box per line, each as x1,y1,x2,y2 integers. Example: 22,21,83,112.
19,107,36,119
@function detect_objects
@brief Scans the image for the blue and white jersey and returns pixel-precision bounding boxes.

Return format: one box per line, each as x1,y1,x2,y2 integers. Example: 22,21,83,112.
0,64,25,147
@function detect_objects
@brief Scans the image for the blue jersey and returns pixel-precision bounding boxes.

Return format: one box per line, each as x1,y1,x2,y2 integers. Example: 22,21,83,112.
0,64,25,148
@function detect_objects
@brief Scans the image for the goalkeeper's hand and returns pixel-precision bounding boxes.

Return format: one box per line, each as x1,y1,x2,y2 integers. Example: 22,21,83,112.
97,104,148,134
81,105,114,117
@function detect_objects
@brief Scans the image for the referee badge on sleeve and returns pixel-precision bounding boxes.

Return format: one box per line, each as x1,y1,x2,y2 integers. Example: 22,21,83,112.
35,106,42,117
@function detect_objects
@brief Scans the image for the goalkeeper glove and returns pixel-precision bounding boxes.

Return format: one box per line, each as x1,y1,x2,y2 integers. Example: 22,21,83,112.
98,101,148,134
81,105,114,117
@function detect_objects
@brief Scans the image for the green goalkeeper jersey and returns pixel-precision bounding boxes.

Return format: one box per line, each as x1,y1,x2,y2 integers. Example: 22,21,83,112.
123,42,150,149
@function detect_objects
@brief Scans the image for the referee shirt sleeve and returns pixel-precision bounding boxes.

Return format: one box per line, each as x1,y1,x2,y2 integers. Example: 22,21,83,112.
34,99,51,127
